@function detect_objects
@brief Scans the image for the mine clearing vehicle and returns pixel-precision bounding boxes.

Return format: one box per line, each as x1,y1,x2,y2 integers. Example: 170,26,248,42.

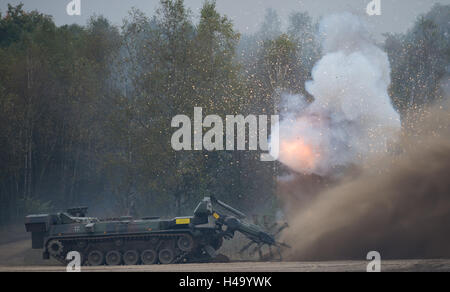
25,196,289,266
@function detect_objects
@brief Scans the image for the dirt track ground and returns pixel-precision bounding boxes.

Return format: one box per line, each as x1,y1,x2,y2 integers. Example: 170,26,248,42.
1,238,449,272
2,259,450,272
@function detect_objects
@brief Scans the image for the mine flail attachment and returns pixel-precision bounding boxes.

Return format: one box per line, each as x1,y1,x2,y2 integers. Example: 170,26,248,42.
237,219,291,262
272,222,289,237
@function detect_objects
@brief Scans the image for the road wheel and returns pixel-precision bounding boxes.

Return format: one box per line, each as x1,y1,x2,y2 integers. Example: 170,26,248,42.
47,240,64,257
105,250,122,266
177,235,194,252
87,250,104,266
141,249,157,265
123,250,139,265
158,247,175,264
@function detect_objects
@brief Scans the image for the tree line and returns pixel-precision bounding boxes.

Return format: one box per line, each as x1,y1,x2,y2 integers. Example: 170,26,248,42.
0,1,448,224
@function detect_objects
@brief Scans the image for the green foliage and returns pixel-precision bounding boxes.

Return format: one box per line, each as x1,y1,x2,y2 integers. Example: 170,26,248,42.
0,4,118,223
1,1,447,225
0,4,54,47
111,0,250,216
18,196,52,215
260,34,298,92
386,4,450,113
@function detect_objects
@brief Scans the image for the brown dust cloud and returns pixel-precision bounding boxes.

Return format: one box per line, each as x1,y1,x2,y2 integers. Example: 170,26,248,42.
273,13,450,260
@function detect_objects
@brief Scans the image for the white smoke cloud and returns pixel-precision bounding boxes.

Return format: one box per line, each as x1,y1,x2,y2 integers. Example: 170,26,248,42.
271,13,401,176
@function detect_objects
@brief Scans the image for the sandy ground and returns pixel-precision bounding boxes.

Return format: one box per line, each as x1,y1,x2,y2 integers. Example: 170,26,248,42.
1,237,449,272
1,259,450,272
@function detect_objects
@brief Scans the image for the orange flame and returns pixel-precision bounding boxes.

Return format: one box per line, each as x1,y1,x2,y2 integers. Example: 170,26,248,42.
279,139,317,172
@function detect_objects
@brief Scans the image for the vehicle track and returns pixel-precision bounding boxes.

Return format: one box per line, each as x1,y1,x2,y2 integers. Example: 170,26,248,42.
1,239,449,272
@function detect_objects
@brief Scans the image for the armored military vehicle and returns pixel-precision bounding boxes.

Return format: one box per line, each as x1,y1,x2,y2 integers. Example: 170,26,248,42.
25,196,285,266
